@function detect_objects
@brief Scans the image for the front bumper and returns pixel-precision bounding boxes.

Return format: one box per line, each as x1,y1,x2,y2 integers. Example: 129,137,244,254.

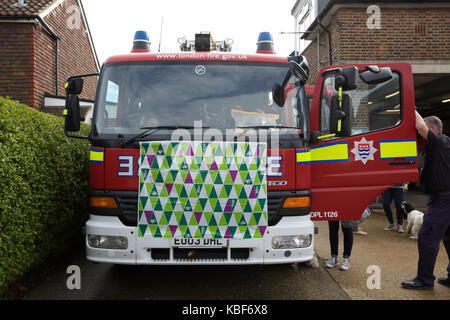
86,214,314,265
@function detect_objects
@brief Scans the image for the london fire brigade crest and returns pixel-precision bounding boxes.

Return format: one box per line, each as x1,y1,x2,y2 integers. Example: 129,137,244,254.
351,137,377,164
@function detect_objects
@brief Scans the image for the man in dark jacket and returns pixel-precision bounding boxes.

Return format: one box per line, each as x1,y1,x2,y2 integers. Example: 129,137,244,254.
401,112,450,290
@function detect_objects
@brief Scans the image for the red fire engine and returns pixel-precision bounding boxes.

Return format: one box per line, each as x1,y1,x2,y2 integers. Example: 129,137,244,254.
63,31,418,265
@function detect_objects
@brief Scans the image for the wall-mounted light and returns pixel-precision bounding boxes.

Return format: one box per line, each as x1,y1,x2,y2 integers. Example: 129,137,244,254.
442,98,450,103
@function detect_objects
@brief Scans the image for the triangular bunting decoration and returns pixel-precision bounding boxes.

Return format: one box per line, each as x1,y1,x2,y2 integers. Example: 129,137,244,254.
138,141,267,239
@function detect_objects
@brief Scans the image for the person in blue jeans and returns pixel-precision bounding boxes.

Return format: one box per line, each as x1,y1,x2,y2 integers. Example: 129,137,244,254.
382,183,408,233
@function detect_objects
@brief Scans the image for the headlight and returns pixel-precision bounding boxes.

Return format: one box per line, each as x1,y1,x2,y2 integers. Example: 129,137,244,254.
88,235,128,250
271,235,312,249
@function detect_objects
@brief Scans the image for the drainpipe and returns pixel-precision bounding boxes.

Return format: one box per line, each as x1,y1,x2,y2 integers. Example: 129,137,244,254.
35,15,61,96
316,30,320,73
0,15,61,96
318,20,332,65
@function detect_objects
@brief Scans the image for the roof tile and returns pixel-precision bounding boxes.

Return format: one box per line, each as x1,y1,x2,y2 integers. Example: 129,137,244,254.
0,0,56,16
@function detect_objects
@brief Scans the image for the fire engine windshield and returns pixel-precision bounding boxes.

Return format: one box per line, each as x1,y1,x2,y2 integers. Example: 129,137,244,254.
94,61,307,138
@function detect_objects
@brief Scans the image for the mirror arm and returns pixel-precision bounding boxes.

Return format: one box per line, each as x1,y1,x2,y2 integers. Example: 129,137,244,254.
67,72,99,82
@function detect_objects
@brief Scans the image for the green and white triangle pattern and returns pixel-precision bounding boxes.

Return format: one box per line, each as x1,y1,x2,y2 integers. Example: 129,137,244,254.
138,141,268,239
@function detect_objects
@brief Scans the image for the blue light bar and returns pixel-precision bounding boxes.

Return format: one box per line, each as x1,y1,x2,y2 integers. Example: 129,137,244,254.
256,32,275,54
257,32,273,43
132,30,151,52
134,30,150,42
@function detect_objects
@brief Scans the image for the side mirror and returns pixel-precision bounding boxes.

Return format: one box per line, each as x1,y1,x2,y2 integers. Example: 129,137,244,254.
334,66,358,91
288,55,309,77
272,55,309,107
288,61,308,82
359,66,393,84
65,77,84,95
330,93,352,137
63,72,98,139
64,95,81,132
322,66,358,91
272,83,284,107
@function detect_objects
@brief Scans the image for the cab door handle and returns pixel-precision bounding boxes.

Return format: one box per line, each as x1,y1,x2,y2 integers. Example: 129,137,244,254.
389,160,415,165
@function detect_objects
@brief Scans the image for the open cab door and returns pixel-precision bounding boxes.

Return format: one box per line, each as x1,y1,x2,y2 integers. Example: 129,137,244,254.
305,63,419,220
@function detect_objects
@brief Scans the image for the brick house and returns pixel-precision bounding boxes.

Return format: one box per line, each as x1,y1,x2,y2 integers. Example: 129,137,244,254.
292,0,450,134
0,0,99,114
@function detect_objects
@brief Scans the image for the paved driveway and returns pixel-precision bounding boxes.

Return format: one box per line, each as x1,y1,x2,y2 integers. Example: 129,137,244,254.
314,209,450,300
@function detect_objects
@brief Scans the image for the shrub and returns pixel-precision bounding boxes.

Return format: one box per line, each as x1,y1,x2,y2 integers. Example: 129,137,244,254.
0,97,90,293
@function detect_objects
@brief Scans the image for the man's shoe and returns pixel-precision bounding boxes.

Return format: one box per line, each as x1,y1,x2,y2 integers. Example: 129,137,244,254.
437,277,450,287
401,278,433,290
384,224,394,231
397,225,404,233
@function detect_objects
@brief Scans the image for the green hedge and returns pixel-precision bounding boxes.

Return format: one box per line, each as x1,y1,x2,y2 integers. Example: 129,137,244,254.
0,97,91,293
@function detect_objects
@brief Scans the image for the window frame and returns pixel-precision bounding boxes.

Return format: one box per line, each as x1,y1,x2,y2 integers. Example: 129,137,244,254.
317,70,404,139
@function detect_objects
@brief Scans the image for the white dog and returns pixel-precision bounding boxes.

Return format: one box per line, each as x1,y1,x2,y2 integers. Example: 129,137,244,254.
401,201,424,240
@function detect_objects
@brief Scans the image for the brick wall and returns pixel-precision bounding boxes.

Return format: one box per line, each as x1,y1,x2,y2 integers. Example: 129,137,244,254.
301,17,341,85
0,23,36,108
37,0,98,111
0,0,98,111
34,22,55,110
301,5,450,84
337,7,450,62
301,28,332,85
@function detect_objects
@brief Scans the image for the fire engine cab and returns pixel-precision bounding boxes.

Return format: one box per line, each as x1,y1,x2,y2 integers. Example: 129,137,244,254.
64,31,419,265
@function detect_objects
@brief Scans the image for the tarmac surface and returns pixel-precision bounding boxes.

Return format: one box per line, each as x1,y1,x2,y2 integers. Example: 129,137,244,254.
314,190,450,300
18,247,350,300
3,190,448,301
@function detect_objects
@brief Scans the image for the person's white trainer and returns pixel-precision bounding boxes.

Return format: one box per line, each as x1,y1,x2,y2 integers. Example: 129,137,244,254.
339,258,350,271
325,256,338,268
398,225,404,233
384,223,395,231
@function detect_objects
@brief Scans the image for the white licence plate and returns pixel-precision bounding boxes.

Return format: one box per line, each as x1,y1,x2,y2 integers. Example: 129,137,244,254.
171,238,226,248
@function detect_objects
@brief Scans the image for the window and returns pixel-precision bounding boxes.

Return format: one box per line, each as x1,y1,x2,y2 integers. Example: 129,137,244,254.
319,95,330,131
298,0,312,25
94,62,308,137
319,71,401,137
104,80,119,121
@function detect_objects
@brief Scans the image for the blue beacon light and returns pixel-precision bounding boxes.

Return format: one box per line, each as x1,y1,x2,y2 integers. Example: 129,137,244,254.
256,32,275,54
131,30,151,53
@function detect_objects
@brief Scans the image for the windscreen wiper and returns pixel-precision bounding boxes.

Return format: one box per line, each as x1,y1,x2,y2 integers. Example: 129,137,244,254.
120,126,209,147
237,125,301,130
236,125,303,138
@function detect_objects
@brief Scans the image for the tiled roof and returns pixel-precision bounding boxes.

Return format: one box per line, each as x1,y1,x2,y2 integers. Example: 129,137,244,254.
0,0,57,16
